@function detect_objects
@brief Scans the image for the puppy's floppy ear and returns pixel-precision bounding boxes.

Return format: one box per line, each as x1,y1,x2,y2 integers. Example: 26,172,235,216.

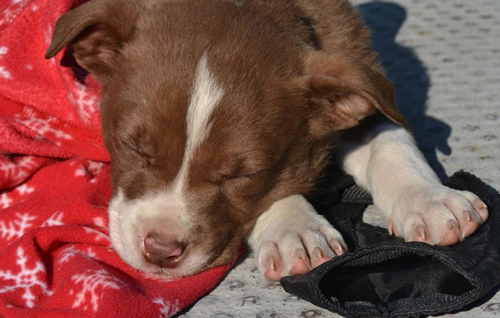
303,51,405,137
45,0,141,82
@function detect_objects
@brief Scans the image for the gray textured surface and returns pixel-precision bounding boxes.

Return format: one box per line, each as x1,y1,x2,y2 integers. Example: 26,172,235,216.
181,1,500,317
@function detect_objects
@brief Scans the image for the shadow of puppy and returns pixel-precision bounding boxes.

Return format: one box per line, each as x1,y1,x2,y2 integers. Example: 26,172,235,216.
358,2,451,181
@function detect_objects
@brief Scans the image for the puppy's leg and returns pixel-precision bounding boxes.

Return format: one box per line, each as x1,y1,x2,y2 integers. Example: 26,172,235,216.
248,195,346,281
341,122,488,245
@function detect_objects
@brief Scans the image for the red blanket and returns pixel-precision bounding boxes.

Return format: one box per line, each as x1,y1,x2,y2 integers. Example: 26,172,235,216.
0,1,238,317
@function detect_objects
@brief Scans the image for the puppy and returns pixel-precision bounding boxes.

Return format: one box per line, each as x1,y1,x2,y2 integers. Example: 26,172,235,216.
46,0,488,281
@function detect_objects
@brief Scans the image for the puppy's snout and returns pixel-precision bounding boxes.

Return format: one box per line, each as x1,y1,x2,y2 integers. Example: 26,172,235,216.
143,232,186,268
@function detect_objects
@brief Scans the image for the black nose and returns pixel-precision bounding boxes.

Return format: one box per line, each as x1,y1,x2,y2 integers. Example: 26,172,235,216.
143,232,186,268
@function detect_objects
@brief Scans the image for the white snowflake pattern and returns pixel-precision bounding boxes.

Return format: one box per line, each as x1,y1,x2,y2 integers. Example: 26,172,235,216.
15,184,35,196
70,269,123,312
15,116,73,142
43,22,53,46
18,156,38,170
153,297,181,318
0,213,37,241
0,247,52,308
0,156,36,186
0,46,10,79
87,161,104,175
0,159,24,182
58,247,97,264
75,160,105,181
0,8,13,28
0,193,13,209
74,166,85,177
0,0,29,30
93,217,106,229
83,226,110,243
41,212,64,227
67,82,99,125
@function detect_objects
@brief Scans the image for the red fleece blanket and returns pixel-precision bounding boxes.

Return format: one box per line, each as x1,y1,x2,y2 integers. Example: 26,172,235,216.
0,1,237,317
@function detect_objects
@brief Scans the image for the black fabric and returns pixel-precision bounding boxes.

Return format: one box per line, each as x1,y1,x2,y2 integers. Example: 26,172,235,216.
281,171,500,318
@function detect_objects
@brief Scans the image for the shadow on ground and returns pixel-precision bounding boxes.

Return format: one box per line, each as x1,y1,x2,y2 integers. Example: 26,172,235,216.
358,2,451,181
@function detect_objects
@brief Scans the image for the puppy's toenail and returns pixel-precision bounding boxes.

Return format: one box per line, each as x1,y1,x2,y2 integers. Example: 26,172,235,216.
417,225,426,240
267,258,275,271
447,219,458,229
330,240,346,256
313,247,323,259
463,210,472,222
296,248,307,260
387,219,396,235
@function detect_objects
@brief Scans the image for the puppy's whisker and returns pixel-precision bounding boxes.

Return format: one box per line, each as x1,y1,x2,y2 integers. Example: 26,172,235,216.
82,200,108,210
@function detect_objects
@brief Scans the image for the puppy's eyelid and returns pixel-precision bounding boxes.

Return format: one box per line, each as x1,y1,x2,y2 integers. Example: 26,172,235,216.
121,139,141,153
241,169,265,178
120,140,155,165
223,169,265,182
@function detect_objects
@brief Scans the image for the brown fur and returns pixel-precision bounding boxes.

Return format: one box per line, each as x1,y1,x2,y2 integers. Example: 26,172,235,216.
46,0,404,272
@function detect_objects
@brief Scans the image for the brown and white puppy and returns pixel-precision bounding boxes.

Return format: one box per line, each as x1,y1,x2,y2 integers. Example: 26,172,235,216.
46,0,488,281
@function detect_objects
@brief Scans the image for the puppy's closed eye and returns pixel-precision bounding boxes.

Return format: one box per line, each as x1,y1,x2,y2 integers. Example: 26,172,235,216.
219,169,269,202
120,140,156,167
210,157,267,184
209,168,264,185
223,169,265,183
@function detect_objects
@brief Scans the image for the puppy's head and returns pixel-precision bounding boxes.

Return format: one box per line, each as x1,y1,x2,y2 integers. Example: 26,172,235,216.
46,0,404,278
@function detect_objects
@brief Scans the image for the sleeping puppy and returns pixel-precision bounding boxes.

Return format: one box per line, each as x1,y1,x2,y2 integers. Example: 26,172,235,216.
46,0,488,281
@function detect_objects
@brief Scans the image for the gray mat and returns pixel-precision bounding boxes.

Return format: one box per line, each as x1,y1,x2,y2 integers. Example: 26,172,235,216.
181,1,500,317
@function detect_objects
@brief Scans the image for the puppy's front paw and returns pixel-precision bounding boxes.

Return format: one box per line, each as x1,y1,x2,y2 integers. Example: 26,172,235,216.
387,186,488,245
256,221,346,281
249,195,346,281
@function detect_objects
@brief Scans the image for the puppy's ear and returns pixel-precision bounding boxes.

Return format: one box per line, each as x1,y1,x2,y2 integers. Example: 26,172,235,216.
45,0,141,82
303,51,405,137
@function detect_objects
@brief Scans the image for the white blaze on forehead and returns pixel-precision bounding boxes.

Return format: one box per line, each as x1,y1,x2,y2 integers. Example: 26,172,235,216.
186,53,224,157
174,53,224,194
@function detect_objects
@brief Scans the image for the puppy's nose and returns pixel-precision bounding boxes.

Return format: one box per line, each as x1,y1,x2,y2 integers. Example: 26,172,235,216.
143,232,186,268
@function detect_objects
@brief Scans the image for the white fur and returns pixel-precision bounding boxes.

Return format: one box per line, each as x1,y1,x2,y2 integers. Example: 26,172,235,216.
174,53,224,195
342,123,442,208
341,122,484,243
